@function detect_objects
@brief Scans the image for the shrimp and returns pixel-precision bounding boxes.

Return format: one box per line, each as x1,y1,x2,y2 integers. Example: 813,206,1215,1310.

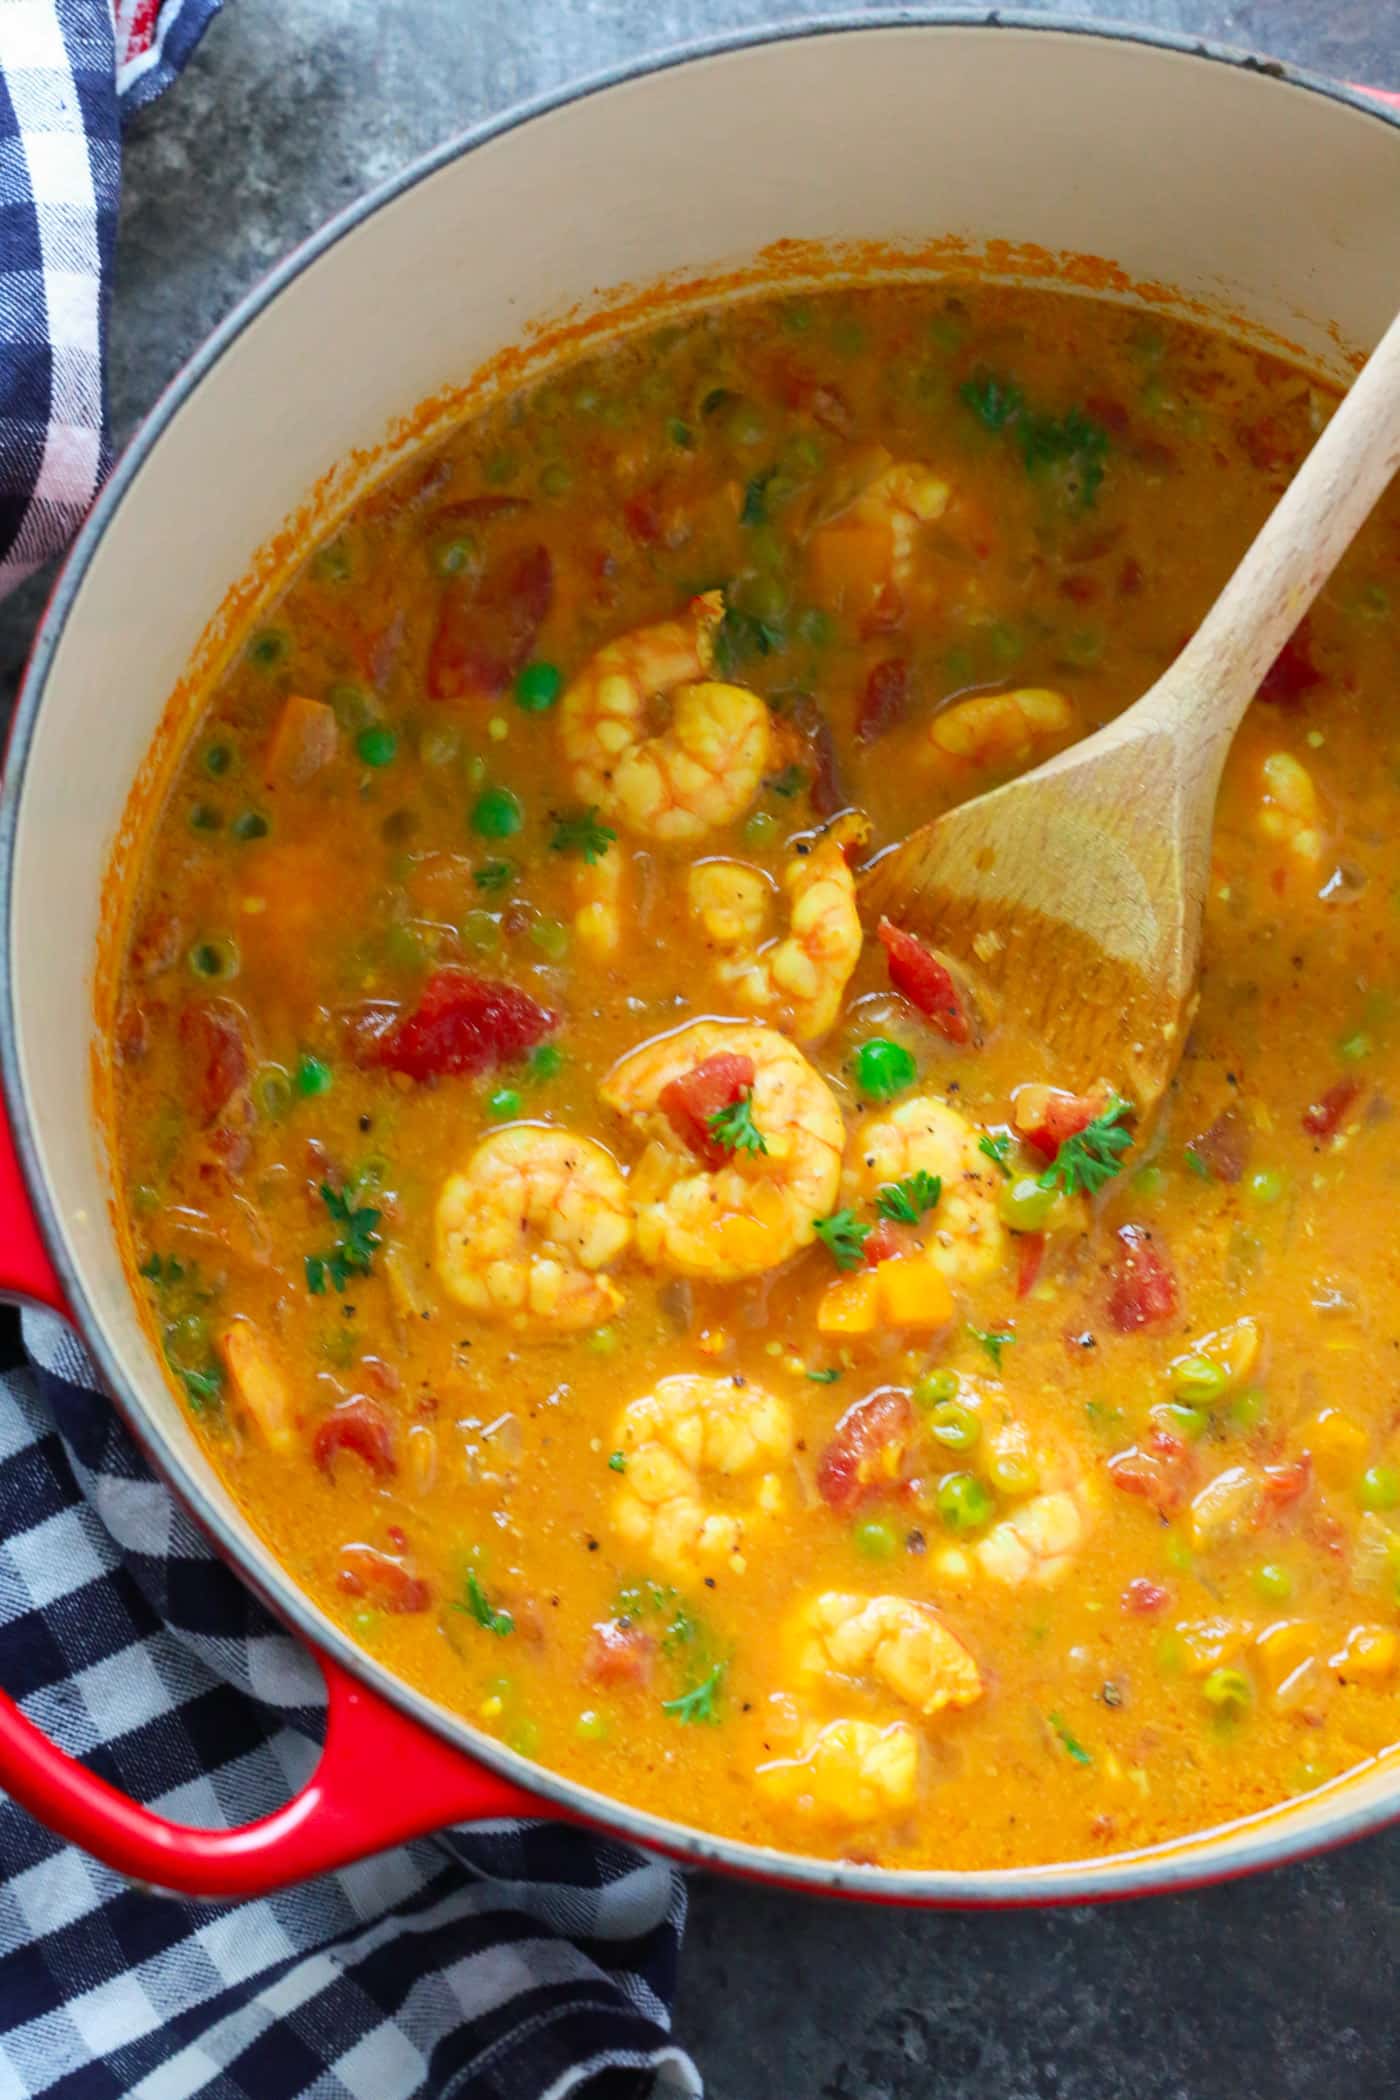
1259,751,1325,863
601,1020,844,1280
789,1593,984,1719
572,844,626,960
612,1372,794,1574
842,1095,1007,1285
808,451,952,617
559,590,772,843
927,687,1073,779
434,1126,631,1332
971,1447,1096,1588
217,1319,295,1452
687,817,866,1041
756,1717,920,1826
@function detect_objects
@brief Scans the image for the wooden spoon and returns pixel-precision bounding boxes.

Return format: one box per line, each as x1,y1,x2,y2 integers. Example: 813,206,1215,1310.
859,306,1400,1119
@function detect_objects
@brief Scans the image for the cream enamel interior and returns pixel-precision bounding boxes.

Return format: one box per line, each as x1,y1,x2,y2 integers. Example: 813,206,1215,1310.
9,20,1400,1895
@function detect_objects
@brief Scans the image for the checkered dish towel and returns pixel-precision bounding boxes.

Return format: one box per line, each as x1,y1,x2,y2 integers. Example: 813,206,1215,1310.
0,8,701,2098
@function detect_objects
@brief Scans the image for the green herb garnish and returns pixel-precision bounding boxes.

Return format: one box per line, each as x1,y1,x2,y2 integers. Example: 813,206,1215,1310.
875,1172,942,1225
959,369,1109,509
707,1089,768,1158
457,1567,514,1638
805,1366,843,1384
712,603,784,678
741,468,776,526
766,761,807,800
977,1133,1014,1180
549,806,616,864
473,859,515,892
1037,1099,1134,1198
968,1322,1016,1369
175,1364,222,1410
1048,1712,1092,1765
608,1450,628,1473
662,1661,726,1725
960,370,1026,431
1184,1145,1215,1182
813,1209,873,1271
305,1182,382,1295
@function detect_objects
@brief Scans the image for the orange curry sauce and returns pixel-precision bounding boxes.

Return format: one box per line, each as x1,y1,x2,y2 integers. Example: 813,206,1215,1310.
111,284,1400,1868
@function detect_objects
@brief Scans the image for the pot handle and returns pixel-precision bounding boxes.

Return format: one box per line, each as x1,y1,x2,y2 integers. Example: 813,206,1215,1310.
0,1095,547,1891
0,1644,545,1897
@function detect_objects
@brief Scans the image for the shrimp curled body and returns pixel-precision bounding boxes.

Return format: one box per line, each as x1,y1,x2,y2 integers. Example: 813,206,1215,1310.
435,1126,631,1332
560,591,772,843
602,1020,843,1280
687,818,865,1042
612,1372,794,1574
843,1094,1007,1285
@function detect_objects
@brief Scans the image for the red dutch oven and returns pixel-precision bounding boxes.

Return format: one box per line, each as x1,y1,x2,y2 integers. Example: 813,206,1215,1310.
1,14,1398,1905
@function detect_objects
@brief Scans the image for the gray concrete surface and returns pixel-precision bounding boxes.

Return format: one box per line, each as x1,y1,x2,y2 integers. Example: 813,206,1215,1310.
6,2,1399,2093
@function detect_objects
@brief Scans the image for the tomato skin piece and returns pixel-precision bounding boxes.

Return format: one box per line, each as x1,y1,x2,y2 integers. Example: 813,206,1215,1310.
1302,1078,1361,1141
427,542,553,702
863,1220,902,1269
659,1053,756,1169
313,1398,396,1480
583,1618,654,1688
367,969,557,1083
1106,1445,1189,1516
1014,1087,1101,1160
815,1387,915,1513
1257,620,1322,709
1122,1576,1171,1615
1016,1232,1046,1298
1260,1456,1311,1512
1105,1224,1178,1333
180,1001,249,1122
877,918,971,1045
337,1544,431,1612
856,658,910,741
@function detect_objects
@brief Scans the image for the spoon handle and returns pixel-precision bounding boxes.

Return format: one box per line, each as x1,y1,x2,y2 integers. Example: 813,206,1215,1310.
1153,302,1400,756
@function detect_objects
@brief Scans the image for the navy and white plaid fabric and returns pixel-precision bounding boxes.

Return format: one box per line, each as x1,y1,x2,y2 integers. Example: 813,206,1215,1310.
0,0,225,594
0,6,701,2092
0,1309,700,2098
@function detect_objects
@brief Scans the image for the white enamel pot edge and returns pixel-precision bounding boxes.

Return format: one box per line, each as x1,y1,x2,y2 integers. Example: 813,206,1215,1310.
2,12,1400,1902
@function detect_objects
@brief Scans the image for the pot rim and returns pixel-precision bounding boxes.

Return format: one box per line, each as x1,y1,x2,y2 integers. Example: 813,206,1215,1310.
4,9,1398,1904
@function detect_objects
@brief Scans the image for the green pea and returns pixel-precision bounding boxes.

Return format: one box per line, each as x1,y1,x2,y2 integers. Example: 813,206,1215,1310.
420,724,461,767
507,1717,540,1755
530,917,569,962
987,1451,1038,1497
132,1183,160,1214
1151,1402,1207,1442
725,400,768,448
432,533,479,578
1060,626,1104,668
1247,1168,1285,1206
1253,1563,1293,1603
998,1174,1056,1233
460,909,500,956
202,742,233,778
1202,1666,1252,1711
1170,1356,1229,1406
254,1065,292,1118
587,1325,618,1356
928,1400,981,1452
528,1044,564,1082
936,1473,995,1534
487,1088,522,1121
666,417,694,449
852,1037,917,1102
913,1369,959,1411
794,606,833,649
943,644,975,687
743,810,779,849
1228,1388,1267,1434
1360,1464,1400,1511
738,572,790,623
514,661,562,713
315,539,352,584
575,1708,610,1743
296,1053,333,1097
356,725,397,768
1164,1534,1195,1574
780,299,814,335
247,628,289,670
853,1517,899,1560
986,621,1024,667
385,922,423,970
230,809,270,842
1354,580,1392,621
1131,1164,1167,1203
1154,1631,1185,1675
472,787,524,838
351,1608,381,1637
187,937,239,982
328,680,377,732
781,433,823,477
539,462,572,498
484,450,519,486
1339,1030,1373,1062
188,802,222,833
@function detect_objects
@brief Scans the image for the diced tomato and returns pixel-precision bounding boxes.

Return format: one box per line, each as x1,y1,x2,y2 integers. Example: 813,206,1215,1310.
1016,1232,1046,1299
658,1053,756,1169
1302,1078,1361,1141
864,1220,901,1269
583,1618,654,1688
313,1398,396,1480
1013,1085,1101,1160
1122,1576,1170,1615
180,1001,249,1123
1260,1455,1311,1512
1105,1224,1178,1333
366,969,557,1083
1238,412,1301,475
337,1544,430,1612
1117,556,1145,598
622,490,662,544
877,919,971,1045
1106,1445,1189,1516
1059,573,1100,605
815,1387,914,1513
786,694,846,819
1185,1107,1250,1184
856,658,910,742
1258,621,1322,709
1084,394,1130,437
427,542,553,702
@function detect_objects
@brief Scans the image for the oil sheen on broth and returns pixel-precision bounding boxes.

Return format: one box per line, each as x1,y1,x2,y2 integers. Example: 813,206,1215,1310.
112,283,1400,1870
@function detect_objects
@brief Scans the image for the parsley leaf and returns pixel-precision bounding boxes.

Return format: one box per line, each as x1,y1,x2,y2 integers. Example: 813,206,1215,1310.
707,1089,768,1158
766,761,807,800
1183,1145,1214,1182
457,1568,515,1638
978,1132,1014,1180
139,1252,186,1285
968,1322,1016,1369
305,1181,381,1295
712,604,785,679
662,1660,726,1725
549,806,616,864
741,468,776,526
960,369,1026,431
805,1366,843,1384
1021,406,1109,510
175,1364,223,1410
473,859,515,892
1048,1711,1093,1765
876,1171,943,1225
608,1450,628,1472
813,1209,873,1271
1038,1099,1134,1198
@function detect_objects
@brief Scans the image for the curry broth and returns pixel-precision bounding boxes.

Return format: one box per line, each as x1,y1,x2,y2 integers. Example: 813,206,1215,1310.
112,283,1400,1869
